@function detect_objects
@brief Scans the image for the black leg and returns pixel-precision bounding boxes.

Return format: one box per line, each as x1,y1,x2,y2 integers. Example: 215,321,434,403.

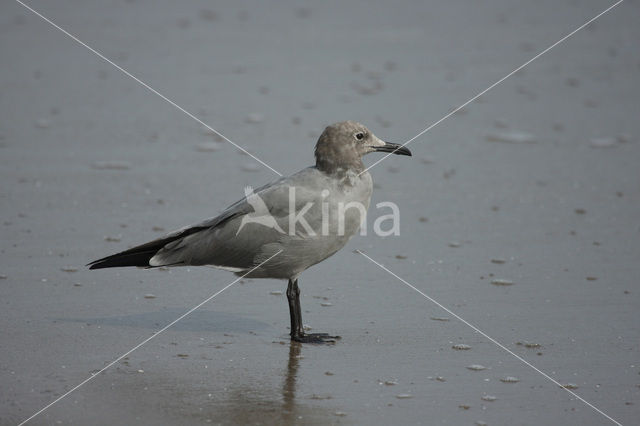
286,279,299,338
285,278,340,344
292,279,303,337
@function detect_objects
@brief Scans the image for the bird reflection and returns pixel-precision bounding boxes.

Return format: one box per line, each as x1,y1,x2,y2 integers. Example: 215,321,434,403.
282,341,302,422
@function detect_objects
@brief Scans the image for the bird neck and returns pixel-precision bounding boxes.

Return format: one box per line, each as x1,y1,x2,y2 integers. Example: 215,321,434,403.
315,153,365,174
316,160,365,179
314,164,368,190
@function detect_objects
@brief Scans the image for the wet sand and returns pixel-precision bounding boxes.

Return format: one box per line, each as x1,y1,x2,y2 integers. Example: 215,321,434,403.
1,0,639,425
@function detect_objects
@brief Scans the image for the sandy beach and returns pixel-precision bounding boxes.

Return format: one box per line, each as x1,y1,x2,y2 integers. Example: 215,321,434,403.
1,1,638,424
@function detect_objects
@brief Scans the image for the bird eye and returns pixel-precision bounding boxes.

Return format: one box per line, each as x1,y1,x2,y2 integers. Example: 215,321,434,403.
354,132,365,141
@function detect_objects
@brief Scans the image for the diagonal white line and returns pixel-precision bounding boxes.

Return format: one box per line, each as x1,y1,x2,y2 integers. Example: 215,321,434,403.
18,250,283,426
356,250,623,426
360,0,624,176
15,0,283,177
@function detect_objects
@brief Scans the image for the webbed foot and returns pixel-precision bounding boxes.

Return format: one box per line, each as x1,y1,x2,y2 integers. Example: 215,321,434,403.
291,333,340,344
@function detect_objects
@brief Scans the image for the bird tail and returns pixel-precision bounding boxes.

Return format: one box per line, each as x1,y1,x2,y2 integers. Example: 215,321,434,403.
87,239,171,269
87,226,207,270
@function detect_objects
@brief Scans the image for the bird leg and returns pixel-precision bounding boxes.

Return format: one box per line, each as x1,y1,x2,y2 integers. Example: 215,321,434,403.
286,278,340,344
286,278,301,337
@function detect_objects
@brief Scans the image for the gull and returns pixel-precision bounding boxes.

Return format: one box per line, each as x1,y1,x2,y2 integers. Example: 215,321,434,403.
88,121,411,343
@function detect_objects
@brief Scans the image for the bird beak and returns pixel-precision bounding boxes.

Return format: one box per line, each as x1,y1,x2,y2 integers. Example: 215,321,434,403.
374,141,412,156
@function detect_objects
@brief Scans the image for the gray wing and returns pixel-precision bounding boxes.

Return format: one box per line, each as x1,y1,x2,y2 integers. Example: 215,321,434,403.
89,167,340,276
87,200,252,270
148,168,332,272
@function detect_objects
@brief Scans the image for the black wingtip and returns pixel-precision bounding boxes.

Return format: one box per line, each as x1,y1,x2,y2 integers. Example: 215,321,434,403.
87,225,210,271
86,250,157,270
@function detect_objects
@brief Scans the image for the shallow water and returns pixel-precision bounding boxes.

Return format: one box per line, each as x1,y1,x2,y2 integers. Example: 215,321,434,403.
1,0,639,425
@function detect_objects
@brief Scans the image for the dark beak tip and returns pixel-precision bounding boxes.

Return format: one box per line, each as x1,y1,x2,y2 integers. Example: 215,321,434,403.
376,142,412,156
391,144,412,157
